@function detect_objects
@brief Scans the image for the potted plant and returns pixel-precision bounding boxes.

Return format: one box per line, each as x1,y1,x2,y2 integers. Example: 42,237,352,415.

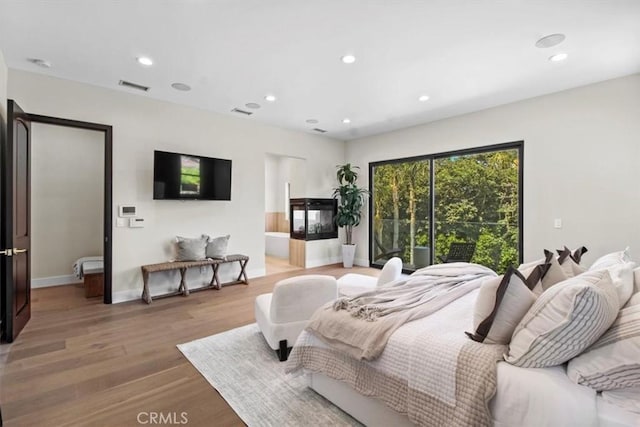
332,163,368,268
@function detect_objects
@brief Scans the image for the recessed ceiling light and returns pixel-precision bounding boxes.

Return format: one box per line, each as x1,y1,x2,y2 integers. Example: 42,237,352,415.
264,94,277,102
246,102,261,109
306,119,319,124
171,82,191,91
418,95,430,102
535,33,566,49
549,53,568,62
341,54,356,64
27,58,52,68
136,56,153,66
342,118,351,124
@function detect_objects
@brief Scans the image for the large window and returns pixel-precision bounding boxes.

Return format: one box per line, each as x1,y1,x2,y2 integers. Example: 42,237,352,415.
370,142,522,273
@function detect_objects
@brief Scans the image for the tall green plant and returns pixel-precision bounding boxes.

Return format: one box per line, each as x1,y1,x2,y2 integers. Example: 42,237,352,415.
332,164,369,245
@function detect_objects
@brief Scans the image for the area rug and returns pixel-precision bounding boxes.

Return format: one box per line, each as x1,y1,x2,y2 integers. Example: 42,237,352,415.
177,323,361,427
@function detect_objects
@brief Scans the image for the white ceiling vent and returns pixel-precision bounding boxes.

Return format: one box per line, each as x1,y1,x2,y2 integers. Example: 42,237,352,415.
231,108,253,116
118,80,150,92
312,128,327,133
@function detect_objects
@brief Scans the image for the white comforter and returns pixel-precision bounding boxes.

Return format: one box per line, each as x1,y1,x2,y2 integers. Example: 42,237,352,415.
72,256,103,279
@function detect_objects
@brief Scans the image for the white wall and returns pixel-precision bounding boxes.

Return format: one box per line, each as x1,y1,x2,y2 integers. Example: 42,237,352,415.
265,154,307,213
281,156,306,199
8,70,344,302
31,123,103,282
346,74,640,267
264,154,280,212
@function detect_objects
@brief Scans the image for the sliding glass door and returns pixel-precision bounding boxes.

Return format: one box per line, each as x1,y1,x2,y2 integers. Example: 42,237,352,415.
370,160,431,270
370,142,522,273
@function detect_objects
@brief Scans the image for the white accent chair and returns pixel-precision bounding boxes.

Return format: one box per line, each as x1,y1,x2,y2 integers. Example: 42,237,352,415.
255,274,337,361
337,257,403,297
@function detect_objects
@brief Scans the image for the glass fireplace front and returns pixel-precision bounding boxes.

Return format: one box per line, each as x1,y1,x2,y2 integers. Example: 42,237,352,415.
290,198,338,241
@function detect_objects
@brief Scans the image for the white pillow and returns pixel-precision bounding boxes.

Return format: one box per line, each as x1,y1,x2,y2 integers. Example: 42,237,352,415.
601,388,640,414
634,267,640,294
556,246,588,278
467,268,536,345
206,234,230,260
605,262,636,308
627,292,640,307
567,304,640,391
589,247,632,271
175,234,209,261
505,270,619,368
518,250,568,296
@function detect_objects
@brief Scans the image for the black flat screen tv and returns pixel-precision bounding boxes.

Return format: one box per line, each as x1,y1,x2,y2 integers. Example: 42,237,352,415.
153,150,232,200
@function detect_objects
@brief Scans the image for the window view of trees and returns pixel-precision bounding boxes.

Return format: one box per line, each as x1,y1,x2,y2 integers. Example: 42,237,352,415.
371,145,521,274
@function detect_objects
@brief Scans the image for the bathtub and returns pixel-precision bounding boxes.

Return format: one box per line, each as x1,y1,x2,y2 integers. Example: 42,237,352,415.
265,232,290,259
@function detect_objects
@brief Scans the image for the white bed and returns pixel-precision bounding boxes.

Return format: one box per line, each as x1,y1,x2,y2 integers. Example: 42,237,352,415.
290,288,639,426
73,256,103,279
265,232,289,259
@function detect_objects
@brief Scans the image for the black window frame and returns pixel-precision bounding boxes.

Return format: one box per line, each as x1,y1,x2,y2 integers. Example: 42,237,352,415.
368,140,524,273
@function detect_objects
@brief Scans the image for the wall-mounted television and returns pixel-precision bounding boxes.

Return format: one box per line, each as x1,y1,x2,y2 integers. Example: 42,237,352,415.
153,150,232,200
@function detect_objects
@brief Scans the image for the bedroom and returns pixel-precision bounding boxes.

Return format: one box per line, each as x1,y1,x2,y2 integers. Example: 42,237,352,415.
0,0,639,425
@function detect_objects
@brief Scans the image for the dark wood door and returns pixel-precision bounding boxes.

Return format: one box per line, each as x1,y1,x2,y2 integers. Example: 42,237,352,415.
2,100,31,342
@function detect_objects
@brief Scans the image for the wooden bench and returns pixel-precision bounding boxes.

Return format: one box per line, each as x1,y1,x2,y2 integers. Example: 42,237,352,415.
140,254,249,304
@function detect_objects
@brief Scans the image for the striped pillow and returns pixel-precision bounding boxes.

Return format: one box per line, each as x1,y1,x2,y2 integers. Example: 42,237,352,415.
567,304,640,391
505,270,619,368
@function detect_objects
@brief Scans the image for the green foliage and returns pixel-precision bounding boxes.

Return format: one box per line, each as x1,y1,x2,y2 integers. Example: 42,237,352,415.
333,164,369,245
372,149,520,273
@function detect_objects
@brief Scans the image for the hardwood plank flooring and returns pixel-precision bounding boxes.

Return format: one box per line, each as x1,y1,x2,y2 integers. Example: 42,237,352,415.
264,255,302,275
0,264,379,426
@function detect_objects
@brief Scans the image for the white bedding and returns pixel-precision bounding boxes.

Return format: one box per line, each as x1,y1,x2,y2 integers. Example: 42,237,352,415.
72,256,103,279
296,287,639,426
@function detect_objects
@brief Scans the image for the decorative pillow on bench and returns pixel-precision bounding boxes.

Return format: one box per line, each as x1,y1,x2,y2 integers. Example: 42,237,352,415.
207,234,230,260
176,234,209,261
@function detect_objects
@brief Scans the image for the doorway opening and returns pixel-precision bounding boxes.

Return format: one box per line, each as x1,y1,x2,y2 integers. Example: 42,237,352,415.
264,154,305,275
1,100,112,342
31,123,105,305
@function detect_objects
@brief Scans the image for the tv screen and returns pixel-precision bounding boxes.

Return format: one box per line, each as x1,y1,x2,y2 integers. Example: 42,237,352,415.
153,150,232,200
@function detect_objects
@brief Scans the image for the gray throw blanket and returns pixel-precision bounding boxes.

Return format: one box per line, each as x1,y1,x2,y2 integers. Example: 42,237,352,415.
306,262,497,360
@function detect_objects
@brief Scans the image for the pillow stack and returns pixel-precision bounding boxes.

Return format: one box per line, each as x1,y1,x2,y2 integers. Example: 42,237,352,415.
467,246,588,345
175,234,230,261
469,246,640,412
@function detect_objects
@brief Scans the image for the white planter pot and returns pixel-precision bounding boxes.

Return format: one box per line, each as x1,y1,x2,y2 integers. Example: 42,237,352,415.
342,244,356,268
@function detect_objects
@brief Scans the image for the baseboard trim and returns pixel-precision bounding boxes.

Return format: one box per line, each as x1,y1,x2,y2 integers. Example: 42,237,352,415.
32,274,81,288
306,256,341,269
354,258,370,267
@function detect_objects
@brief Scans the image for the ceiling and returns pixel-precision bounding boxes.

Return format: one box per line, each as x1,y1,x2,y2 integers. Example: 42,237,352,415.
1,0,639,141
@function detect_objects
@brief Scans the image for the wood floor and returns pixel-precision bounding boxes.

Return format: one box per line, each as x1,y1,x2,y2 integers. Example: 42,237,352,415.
0,264,379,427
264,255,302,275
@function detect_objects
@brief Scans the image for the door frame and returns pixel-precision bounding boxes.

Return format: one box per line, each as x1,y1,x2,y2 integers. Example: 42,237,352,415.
4,108,114,304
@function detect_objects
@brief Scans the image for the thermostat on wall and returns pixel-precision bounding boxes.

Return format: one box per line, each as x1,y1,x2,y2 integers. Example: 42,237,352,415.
119,205,137,217
129,218,145,228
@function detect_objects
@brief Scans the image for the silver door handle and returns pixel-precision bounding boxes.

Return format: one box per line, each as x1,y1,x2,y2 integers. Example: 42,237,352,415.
0,249,13,256
13,248,27,254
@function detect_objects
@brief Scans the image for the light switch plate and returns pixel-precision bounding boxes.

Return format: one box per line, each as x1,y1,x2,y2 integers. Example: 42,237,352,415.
554,218,562,229
116,218,128,227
